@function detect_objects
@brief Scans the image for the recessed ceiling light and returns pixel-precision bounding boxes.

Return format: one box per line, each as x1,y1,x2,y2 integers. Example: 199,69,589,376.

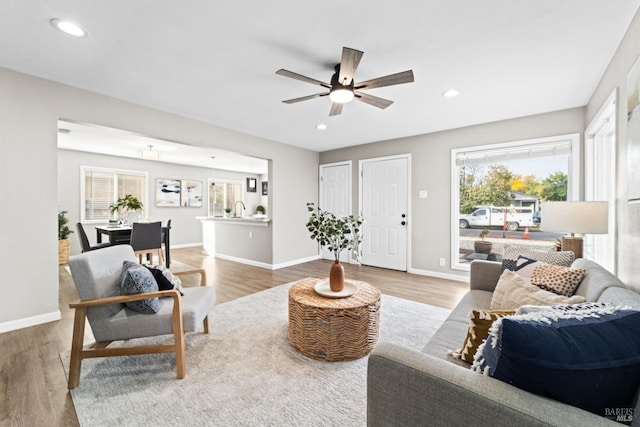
316,124,327,130
51,18,88,37
442,89,460,98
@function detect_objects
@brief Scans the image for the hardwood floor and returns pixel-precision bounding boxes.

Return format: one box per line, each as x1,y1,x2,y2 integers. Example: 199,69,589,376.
0,246,468,426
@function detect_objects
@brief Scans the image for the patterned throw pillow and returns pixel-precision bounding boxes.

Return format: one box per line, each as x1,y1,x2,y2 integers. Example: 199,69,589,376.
490,270,585,310
449,309,515,364
501,247,574,273
145,264,183,295
530,264,586,296
120,263,160,314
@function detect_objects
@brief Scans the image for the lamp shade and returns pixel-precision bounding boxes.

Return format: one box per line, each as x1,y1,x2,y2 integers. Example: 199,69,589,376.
541,201,608,234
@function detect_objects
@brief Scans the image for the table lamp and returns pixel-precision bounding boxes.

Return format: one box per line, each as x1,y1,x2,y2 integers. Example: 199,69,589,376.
540,201,608,259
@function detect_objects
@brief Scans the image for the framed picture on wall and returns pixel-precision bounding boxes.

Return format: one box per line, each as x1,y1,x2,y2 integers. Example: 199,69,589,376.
262,181,268,196
247,177,257,192
181,179,203,207
156,178,181,207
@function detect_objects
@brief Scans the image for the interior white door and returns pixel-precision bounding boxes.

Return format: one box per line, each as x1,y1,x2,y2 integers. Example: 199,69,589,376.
319,162,351,262
361,156,408,270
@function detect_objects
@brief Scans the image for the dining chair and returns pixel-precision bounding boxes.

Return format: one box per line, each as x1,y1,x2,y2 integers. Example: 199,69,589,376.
76,222,112,252
130,221,164,264
67,244,215,389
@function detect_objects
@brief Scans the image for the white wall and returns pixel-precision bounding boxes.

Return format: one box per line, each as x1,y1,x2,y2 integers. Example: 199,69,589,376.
320,108,585,280
58,149,264,255
0,67,319,331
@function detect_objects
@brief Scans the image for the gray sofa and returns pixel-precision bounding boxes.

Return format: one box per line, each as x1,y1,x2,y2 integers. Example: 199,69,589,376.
368,259,640,427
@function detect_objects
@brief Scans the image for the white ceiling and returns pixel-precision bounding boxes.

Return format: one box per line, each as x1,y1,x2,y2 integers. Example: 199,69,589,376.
2,1,639,153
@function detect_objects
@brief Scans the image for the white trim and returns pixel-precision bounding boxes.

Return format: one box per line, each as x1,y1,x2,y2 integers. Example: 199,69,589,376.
408,267,470,283
0,310,61,334
358,153,412,272
214,253,320,270
450,133,581,271
170,242,203,249
584,88,617,273
271,254,321,270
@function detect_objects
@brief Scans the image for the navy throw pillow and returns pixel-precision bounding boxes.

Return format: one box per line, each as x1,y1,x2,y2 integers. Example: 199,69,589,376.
473,308,640,419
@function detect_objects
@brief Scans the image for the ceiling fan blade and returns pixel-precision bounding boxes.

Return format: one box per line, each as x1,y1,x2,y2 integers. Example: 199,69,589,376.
354,92,394,109
282,93,329,104
354,70,414,90
338,47,364,86
276,69,331,89
329,103,343,116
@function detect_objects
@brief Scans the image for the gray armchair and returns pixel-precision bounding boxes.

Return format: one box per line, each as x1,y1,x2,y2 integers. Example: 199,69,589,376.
67,245,215,389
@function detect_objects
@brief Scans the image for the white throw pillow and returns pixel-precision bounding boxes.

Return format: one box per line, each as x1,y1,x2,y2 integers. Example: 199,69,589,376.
490,270,586,310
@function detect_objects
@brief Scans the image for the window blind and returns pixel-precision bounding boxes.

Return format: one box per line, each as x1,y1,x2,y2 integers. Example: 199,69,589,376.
455,141,573,166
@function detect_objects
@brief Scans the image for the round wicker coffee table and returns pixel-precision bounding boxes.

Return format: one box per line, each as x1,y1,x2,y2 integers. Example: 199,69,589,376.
288,278,381,361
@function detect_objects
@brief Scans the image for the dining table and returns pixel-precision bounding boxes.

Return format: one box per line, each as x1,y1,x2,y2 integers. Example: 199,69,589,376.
95,224,171,268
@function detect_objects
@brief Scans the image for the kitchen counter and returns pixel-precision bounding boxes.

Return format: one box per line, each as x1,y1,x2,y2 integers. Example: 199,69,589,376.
197,216,270,226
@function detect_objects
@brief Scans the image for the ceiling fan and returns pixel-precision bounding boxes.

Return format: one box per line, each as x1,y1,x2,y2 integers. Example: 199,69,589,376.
276,47,414,116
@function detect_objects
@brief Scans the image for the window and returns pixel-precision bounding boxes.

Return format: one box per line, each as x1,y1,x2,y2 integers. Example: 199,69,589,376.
81,166,147,222
451,134,580,271
208,179,243,216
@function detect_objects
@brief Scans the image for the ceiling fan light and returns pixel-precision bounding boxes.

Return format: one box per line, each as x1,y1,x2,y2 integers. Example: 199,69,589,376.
329,88,354,104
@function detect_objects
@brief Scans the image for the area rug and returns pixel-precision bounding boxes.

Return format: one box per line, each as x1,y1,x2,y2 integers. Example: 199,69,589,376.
62,281,450,426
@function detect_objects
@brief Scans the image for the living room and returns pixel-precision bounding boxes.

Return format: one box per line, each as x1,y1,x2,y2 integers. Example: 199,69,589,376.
2,2,640,426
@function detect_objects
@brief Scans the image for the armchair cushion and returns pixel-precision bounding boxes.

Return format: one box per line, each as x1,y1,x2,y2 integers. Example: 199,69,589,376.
119,261,160,314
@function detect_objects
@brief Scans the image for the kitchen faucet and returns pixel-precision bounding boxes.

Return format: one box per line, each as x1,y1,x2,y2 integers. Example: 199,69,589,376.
234,201,246,217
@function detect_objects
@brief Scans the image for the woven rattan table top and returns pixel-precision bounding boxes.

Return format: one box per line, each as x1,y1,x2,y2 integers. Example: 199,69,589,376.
289,278,380,309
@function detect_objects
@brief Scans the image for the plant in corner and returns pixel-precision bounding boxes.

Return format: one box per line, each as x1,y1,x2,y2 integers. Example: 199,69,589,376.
306,202,363,292
110,194,143,224
474,228,492,254
58,210,74,265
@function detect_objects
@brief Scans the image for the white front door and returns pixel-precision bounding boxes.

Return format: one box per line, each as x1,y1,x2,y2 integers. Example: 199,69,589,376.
360,156,409,271
319,162,352,262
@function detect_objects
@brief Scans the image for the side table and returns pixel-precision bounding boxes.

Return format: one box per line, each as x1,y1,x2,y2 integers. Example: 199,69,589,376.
288,278,381,361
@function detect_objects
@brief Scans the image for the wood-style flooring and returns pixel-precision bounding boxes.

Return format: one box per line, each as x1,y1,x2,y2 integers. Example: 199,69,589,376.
0,246,469,426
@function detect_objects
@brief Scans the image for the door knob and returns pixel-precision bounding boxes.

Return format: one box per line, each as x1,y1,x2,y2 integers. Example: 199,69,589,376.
401,213,406,218
401,221,406,226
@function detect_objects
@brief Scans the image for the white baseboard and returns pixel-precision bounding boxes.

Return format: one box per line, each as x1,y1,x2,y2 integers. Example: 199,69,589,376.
170,242,203,249
0,310,61,334
271,254,321,270
214,254,273,270
408,267,469,283
214,253,321,270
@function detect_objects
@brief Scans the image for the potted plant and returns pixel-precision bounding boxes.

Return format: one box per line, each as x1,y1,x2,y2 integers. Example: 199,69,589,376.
224,207,232,217
110,194,143,224
474,228,492,254
255,205,266,216
306,202,363,292
58,210,74,265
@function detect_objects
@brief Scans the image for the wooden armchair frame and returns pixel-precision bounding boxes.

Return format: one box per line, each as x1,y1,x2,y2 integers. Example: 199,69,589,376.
68,269,208,389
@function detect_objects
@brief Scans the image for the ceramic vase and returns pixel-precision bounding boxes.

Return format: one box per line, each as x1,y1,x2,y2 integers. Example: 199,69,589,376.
329,261,345,292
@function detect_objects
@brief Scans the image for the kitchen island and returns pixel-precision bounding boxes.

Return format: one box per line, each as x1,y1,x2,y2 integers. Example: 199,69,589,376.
197,216,273,268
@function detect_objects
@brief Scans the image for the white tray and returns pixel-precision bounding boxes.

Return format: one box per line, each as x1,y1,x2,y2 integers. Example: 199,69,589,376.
314,280,358,298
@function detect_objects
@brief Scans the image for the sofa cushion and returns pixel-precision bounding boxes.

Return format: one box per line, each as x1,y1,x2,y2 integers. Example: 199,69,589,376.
490,270,585,310
450,309,515,364
145,264,183,294
530,264,586,296
472,307,640,418
501,247,574,273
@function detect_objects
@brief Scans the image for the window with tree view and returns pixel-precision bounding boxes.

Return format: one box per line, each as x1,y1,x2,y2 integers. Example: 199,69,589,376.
451,134,579,270
208,180,243,217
